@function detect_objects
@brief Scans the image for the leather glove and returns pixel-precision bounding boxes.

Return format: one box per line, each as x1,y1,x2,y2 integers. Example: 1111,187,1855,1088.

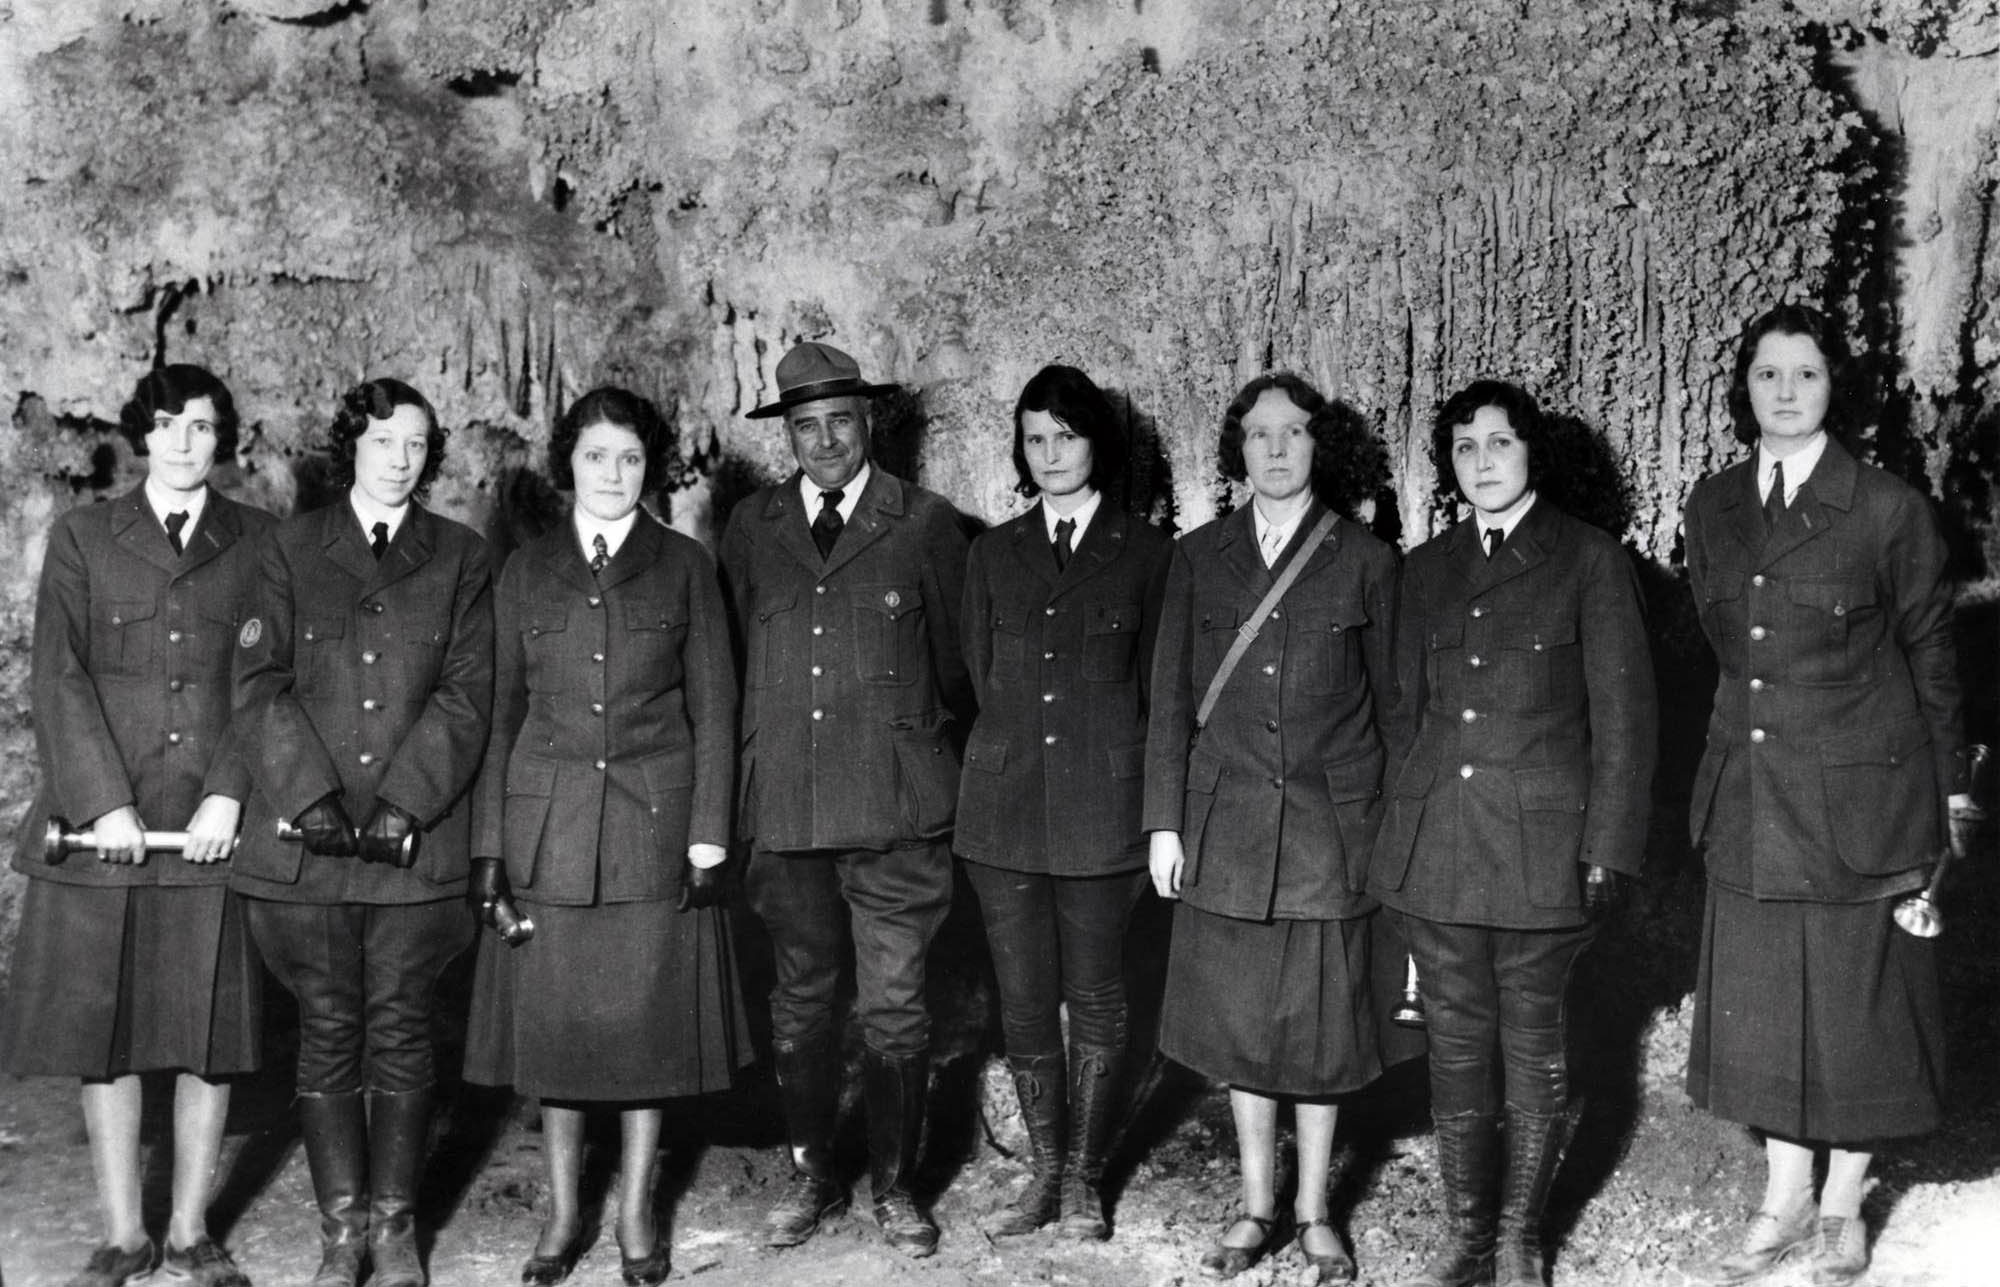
359,801,420,868
295,795,359,857
469,857,534,945
1582,864,1627,921
677,855,725,912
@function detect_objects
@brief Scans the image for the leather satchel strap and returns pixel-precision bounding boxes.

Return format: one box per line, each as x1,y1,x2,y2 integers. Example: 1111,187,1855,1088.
1194,510,1339,732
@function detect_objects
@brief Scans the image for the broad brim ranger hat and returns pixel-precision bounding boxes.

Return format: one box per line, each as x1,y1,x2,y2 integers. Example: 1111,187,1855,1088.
746,341,902,419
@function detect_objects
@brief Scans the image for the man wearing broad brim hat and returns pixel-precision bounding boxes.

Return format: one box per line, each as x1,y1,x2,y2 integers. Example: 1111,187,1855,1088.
719,340,973,1257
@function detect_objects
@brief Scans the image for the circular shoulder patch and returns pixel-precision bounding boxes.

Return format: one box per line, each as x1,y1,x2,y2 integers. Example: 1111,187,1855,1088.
238,617,264,648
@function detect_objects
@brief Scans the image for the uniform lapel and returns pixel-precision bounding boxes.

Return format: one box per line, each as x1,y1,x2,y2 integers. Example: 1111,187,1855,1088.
1215,503,1271,594
1006,507,1061,590
369,504,439,593
1711,460,1767,569
1051,505,1124,599
594,512,664,595
1757,438,1856,570
1473,499,1555,592
174,489,242,580
820,468,902,579
318,502,382,585
762,474,830,577
109,486,182,576
539,516,606,595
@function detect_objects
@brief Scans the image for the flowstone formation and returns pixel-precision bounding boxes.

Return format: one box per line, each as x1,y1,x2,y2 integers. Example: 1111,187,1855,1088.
1,0,1996,968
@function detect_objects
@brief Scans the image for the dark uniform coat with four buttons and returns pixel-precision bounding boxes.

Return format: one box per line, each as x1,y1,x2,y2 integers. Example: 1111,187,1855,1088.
15,486,274,888
472,513,735,905
719,468,974,854
230,501,494,904
1372,500,1657,928
1685,438,1961,901
1142,502,1398,923
956,505,1172,874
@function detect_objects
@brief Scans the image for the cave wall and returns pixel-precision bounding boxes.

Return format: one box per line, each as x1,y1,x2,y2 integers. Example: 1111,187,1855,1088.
1,0,1996,974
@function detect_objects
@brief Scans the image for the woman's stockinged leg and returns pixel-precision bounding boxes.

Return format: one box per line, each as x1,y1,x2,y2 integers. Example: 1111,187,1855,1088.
1763,1134,1818,1218
1294,1101,1341,1255
536,1104,587,1259
1226,1088,1279,1242
80,1075,148,1251
1820,1147,1871,1221
167,1072,231,1249
618,1107,665,1256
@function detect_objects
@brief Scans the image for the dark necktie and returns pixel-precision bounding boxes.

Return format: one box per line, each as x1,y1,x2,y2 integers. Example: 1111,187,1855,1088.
370,521,390,561
1484,527,1502,560
165,510,188,556
1053,517,1075,571
812,489,845,560
1763,460,1787,532
590,533,610,576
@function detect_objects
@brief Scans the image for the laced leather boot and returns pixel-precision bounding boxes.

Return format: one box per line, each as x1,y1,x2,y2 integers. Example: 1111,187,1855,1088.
1058,1044,1120,1240
1493,1108,1574,1287
986,1052,1066,1237
1395,1112,1498,1287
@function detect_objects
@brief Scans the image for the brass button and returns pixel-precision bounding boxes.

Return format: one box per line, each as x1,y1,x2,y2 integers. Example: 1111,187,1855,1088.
1750,729,1767,744
1044,651,1056,661
1462,709,1477,723
1459,764,1475,779
168,679,183,693
592,652,605,663
1262,664,1276,675
362,650,379,664
362,699,379,711
1749,678,1765,692
812,709,824,721
811,665,823,677
166,731,182,745
358,752,376,766
594,759,607,770
1042,693,1055,704
1044,734,1057,745
812,626,824,637
168,630,183,644
588,595,602,607
591,702,604,714
1045,606,1056,617
816,585,827,595
1749,627,1767,641
1265,719,1278,732
1752,574,1766,587
1470,606,1487,618
1469,655,1484,668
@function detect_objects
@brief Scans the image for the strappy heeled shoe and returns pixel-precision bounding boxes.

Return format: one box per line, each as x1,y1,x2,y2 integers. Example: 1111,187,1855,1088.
1297,1217,1357,1284
1199,1213,1284,1279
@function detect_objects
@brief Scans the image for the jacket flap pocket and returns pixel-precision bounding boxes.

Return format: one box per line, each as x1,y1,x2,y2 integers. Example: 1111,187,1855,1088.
1822,715,1930,768
1308,600,1370,634
525,605,569,636
639,748,696,792
1323,748,1382,802
625,598,684,631
1393,759,1437,796
1087,601,1142,636
1198,605,1240,633
755,585,798,621
1506,615,1577,650
505,755,558,797
1187,751,1225,792
300,614,346,642
198,596,243,625
855,583,918,621
1515,764,1586,812
1788,578,1876,616
1107,741,1146,780
101,598,157,627
1704,570,1745,603
1429,617,1465,649
963,733,1008,775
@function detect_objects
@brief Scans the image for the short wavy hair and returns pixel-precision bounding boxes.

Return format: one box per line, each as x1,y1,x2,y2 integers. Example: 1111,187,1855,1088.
119,364,240,459
325,378,448,500
1010,364,1129,500
1727,303,1852,445
1215,372,1387,521
1433,379,1634,536
1430,379,1551,505
550,386,674,492
1217,372,1327,484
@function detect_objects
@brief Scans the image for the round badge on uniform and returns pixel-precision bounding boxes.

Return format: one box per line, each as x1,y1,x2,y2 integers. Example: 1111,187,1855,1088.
884,590,901,609
239,617,263,648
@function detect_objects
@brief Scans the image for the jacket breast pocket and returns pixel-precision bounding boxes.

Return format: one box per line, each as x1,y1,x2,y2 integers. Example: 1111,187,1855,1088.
1498,613,1578,710
1698,568,1746,642
1083,601,1141,683
624,598,687,684
297,614,348,697
987,604,1026,683
90,598,157,678
1787,578,1878,687
854,583,921,686
748,586,798,690
1821,715,1937,875
1196,605,1240,679
1298,602,1368,695
524,606,571,690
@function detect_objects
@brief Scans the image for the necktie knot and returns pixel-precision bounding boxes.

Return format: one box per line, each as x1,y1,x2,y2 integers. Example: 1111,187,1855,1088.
1484,527,1502,560
370,521,390,561
811,489,846,560
165,510,188,555
1053,516,1075,571
1763,459,1788,532
590,532,610,575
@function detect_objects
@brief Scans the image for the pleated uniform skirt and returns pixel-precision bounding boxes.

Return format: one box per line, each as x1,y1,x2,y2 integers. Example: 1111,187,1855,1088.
1687,883,1944,1142
1,880,261,1078
464,893,752,1102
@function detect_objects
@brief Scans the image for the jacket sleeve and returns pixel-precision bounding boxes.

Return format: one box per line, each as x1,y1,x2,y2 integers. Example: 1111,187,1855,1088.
471,551,528,860
198,507,274,807
1882,486,1964,813
1579,540,1659,875
31,515,135,826
232,535,343,822
1360,542,1401,764
960,536,994,713
921,502,975,731
377,538,495,823
683,542,739,850
1383,552,1430,780
1141,539,1196,832
1134,530,1174,712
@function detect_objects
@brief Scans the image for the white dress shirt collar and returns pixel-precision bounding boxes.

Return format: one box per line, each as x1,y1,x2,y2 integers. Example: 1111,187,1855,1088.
1758,431,1828,504
799,463,871,525
1475,490,1539,545
348,489,410,544
1041,489,1102,544
574,506,642,563
143,478,208,534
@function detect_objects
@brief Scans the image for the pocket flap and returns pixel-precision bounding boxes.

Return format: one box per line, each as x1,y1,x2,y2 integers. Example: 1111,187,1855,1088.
1107,741,1146,780
1515,764,1586,812
300,614,346,642
101,598,157,627
1307,600,1370,634
639,748,696,792
963,733,1008,775
755,585,798,621
505,755,558,796
1506,615,1576,650
1087,601,1142,636
1323,748,1382,802
856,584,918,621
1704,570,1745,603
625,599,684,631
526,606,569,636
1788,578,1876,616
1188,751,1225,792
1393,759,1437,796
1822,715,1930,768
1198,605,1240,633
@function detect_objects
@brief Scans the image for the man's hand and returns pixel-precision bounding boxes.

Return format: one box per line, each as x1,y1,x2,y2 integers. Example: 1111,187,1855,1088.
295,795,359,858
1582,864,1627,921
359,801,419,868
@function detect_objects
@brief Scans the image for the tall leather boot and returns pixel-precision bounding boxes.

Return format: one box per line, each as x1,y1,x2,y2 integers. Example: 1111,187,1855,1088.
298,1091,370,1287
1058,1044,1119,1240
1394,1112,1499,1287
862,1047,938,1258
1494,1108,1574,1287
765,1035,847,1248
366,1088,433,1287
986,1052,1066,1237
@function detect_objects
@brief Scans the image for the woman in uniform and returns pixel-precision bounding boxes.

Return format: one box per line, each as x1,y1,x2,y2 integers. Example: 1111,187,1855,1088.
1679,305,1972,1287
1143,372,1401,1283
957,365,1171,1240
1372,380,1656,1287
464,386,749,1287
4,364,270,1287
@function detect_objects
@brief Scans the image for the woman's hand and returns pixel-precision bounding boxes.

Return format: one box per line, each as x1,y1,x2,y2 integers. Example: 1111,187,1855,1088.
182,794,241,864
92,805,147,865
1149,830,1185,900
1582,864,1627,920
678,844,729,911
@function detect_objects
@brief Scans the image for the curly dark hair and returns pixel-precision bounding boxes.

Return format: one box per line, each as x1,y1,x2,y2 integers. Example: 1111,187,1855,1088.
1216,372,1386,521
1217,372,1326,483
1727,303,1852,445
1432,379,1633,538
1430,379,1550,505
119,364,240,459
1010,364,1129,501
325,378,448,500
550,386,674,492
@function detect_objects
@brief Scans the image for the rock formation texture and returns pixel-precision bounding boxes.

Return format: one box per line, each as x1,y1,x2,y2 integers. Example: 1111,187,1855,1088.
1,0,1996,967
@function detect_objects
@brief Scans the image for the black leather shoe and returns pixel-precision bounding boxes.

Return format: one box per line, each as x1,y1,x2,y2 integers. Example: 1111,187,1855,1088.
520,1228,590,1286
765,1168,847,1247
619,1244,670,1286
63,1242,157,1287
1198,1214,1283,1279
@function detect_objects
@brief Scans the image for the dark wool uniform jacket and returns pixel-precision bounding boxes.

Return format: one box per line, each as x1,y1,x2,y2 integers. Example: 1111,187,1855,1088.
472,514,736,907
16,486,274,887
1685,437,1962,903
955,503,1173,874
1141,503,1398,922
230,501,493,904
718,467,973,854
1371,501,1658,929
